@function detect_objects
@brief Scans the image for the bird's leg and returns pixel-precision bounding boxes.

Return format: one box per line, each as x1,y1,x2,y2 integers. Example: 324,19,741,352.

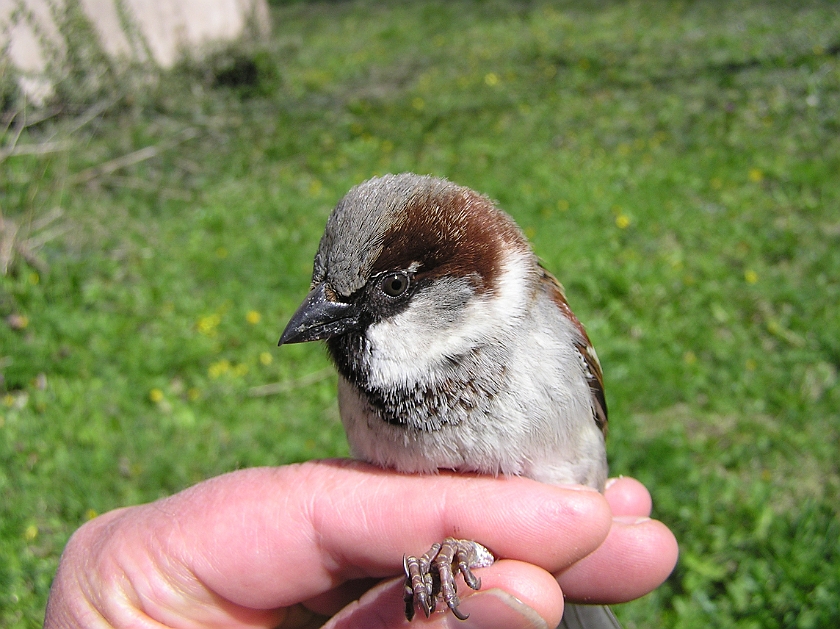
403,538,494,621
403,543,439,620
434,538,476,620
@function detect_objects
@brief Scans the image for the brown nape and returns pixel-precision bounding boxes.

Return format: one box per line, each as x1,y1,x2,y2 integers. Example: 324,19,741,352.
370,186,529,294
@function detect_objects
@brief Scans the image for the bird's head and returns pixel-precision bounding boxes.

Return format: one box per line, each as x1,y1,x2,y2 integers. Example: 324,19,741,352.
278,173,536,388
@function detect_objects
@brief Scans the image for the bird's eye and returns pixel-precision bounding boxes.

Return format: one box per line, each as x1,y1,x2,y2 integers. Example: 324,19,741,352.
381,272,410,297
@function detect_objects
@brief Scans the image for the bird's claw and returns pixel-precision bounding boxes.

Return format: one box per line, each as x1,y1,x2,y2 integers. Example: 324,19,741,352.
403,538,488,621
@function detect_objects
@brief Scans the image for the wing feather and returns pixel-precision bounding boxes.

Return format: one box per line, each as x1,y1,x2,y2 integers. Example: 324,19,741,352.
539,265,608,436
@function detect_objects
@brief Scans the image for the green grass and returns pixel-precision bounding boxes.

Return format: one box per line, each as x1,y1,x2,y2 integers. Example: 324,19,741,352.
2,0,839,626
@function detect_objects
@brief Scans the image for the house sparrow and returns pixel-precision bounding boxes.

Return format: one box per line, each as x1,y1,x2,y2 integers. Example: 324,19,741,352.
279,173,619,629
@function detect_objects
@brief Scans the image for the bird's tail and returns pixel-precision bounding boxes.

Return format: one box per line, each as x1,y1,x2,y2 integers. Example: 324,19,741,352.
559,604,622,629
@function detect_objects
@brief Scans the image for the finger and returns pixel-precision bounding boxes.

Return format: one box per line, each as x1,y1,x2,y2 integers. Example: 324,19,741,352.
604,476,652,517
178,460,610,609
45,507,287,629
48,460,611,628
324,560,564,629
302,578,380,617
557,515,678,604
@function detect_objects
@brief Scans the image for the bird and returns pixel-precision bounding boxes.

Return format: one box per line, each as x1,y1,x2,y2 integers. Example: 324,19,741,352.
279,173,620,629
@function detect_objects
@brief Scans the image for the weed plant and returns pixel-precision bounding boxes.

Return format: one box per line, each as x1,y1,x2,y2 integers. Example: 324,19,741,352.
1,1,839,627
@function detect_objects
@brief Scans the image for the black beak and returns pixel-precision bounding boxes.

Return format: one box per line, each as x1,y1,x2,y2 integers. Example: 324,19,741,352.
278,282,362,345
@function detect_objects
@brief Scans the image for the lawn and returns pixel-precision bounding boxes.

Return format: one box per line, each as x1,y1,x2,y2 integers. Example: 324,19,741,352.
2,0,839,627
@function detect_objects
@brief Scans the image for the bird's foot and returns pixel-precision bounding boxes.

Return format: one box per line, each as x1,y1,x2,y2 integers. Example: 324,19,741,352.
403,538,494,621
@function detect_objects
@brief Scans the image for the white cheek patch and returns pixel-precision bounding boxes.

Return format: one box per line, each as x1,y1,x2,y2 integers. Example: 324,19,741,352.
364,250,533,389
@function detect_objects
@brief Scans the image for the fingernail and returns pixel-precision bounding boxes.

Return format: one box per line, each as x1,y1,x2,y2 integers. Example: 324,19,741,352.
453,589,548,629
554,483,599,492
613,515,650,525
604,476,623,490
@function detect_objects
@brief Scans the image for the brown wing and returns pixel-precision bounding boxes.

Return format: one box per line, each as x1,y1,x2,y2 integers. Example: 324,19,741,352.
539,265,608,436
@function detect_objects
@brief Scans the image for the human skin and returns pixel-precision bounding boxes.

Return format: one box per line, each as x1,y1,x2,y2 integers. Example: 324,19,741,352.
44,460,678,629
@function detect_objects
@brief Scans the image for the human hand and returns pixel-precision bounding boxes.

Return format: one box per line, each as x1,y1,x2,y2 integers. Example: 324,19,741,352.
45,460,677,629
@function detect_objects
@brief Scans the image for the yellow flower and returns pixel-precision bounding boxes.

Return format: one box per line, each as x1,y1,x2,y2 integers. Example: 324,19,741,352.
208,360,231,379
259,352,273,366
24,524,38,541
748,168,764,183
246,310,261,325
745,270,759,284
484,73,499,86
197,313,221,336
149,389,164,403
615,214,631,229
85,509,98,520
233,363,249,377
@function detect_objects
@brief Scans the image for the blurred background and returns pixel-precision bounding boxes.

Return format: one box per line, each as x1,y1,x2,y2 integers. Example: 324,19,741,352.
1,1,838,627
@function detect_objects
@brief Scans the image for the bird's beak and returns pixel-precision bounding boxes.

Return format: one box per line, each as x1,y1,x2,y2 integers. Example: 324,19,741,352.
278,282,362,345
